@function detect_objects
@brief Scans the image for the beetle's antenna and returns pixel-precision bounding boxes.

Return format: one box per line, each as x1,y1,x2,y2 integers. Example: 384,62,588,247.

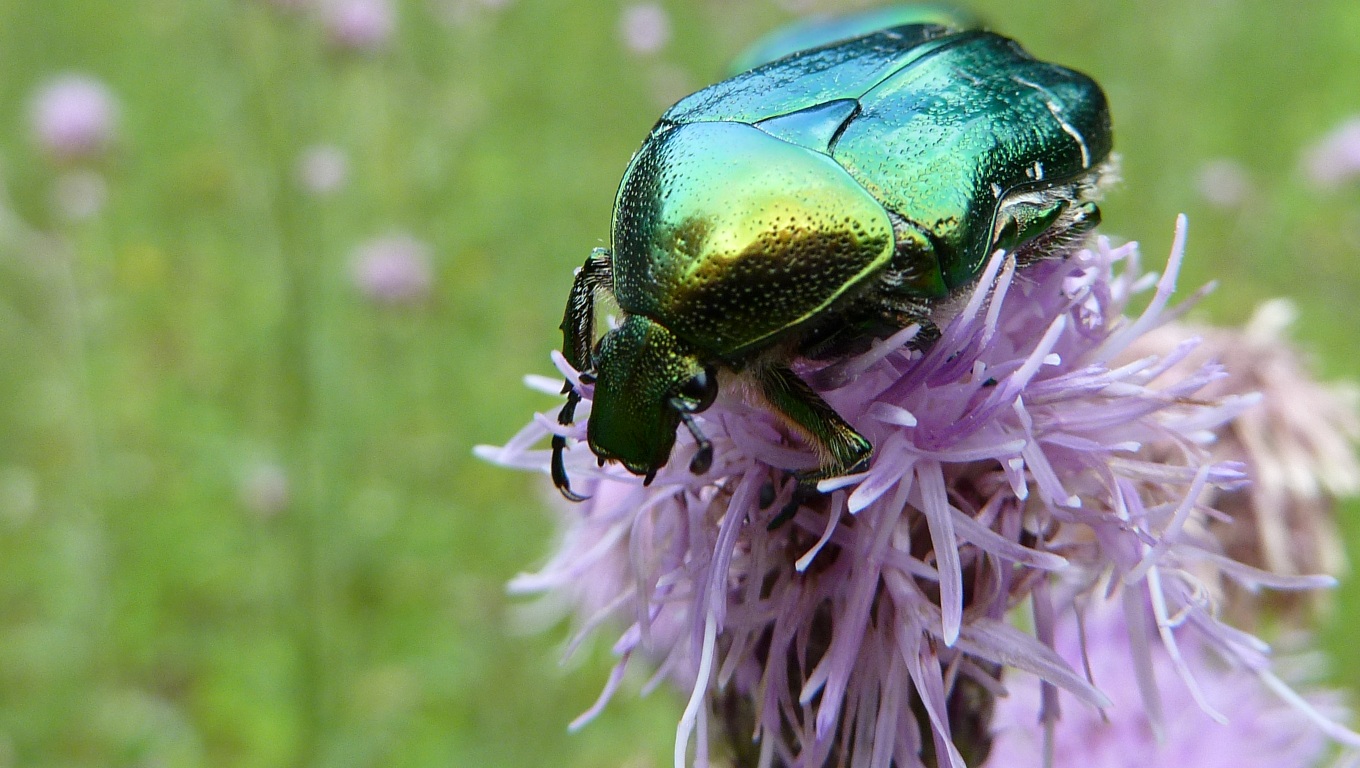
677,410,714,475
552,385,589,501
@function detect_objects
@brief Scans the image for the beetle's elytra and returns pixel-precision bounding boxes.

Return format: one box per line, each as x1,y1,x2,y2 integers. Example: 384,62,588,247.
552,9,1113,501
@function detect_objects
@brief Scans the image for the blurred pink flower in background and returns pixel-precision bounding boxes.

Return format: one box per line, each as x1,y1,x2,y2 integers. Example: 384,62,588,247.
619,3,671,55
295,144,349,196
987,598,1346,768
1302,116,1360,189
323,0,395,53
28,74,119,162
350,233,433,305
1195,158,1252,210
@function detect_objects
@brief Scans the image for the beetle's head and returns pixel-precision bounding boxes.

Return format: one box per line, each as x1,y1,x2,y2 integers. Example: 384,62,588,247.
588,315,717,481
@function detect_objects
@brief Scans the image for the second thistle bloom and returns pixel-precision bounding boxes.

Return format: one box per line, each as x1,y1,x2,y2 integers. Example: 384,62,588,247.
1121,299,1360,623
988,597,1347,768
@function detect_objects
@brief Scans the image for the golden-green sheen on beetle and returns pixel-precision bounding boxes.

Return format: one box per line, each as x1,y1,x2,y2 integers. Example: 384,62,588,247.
552,11,1113,501
613,121,895,356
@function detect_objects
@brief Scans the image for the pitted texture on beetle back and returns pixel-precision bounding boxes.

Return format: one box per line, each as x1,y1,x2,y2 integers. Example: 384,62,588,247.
661,27,1111,297
832,32,1111,288
611,121,894,359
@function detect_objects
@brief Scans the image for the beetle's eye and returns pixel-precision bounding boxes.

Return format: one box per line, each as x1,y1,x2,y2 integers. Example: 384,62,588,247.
676,366,718,412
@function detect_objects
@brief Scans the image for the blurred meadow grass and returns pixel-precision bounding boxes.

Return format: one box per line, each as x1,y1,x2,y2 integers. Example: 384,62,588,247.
1,0,1359,766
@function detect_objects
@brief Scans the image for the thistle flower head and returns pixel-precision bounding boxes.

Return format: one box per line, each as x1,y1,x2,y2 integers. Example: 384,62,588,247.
479,217,1358,767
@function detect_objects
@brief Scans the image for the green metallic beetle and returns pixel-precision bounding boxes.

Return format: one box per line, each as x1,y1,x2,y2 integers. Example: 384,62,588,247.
552,10,1112,499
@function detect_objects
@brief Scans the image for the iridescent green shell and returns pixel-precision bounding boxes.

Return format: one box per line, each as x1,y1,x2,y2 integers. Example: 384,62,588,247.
611,120,895,358
554,18,1113,492
606,23,1110,365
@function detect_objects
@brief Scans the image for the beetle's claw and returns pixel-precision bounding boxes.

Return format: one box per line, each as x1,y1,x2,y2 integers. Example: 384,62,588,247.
551,433,589,502
758,481,777,509
767,492,805,530
552,384,590,502
766,478,816,530
845,454,872,477
676,410,715,477
689,444,713,475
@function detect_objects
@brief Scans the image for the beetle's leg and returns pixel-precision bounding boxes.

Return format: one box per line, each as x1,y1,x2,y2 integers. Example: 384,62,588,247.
994,190,1104,265
991,198,1069,256
753,364,872,484
1064,201,1102,240
767,482,816,530
798,293,935,362
552,389,588,501
676,410,714,475
797,315,890,360
553,249,613,501
560,248,613,373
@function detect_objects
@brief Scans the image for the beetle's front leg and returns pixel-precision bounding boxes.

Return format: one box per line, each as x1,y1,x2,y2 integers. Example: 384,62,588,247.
991,198,1069,256
753,363,872,483
560,247,613,372
993,194,1102,265
553,248,613,501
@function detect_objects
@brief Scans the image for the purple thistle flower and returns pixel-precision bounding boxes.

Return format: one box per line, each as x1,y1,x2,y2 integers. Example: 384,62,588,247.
987,597,1346,768
619,3,672,56
479,217,1359,767
350,233,433,305
322,0,395,53
28,74,119,163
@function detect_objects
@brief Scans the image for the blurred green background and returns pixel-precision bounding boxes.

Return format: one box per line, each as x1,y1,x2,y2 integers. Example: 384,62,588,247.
1,0,1358,766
